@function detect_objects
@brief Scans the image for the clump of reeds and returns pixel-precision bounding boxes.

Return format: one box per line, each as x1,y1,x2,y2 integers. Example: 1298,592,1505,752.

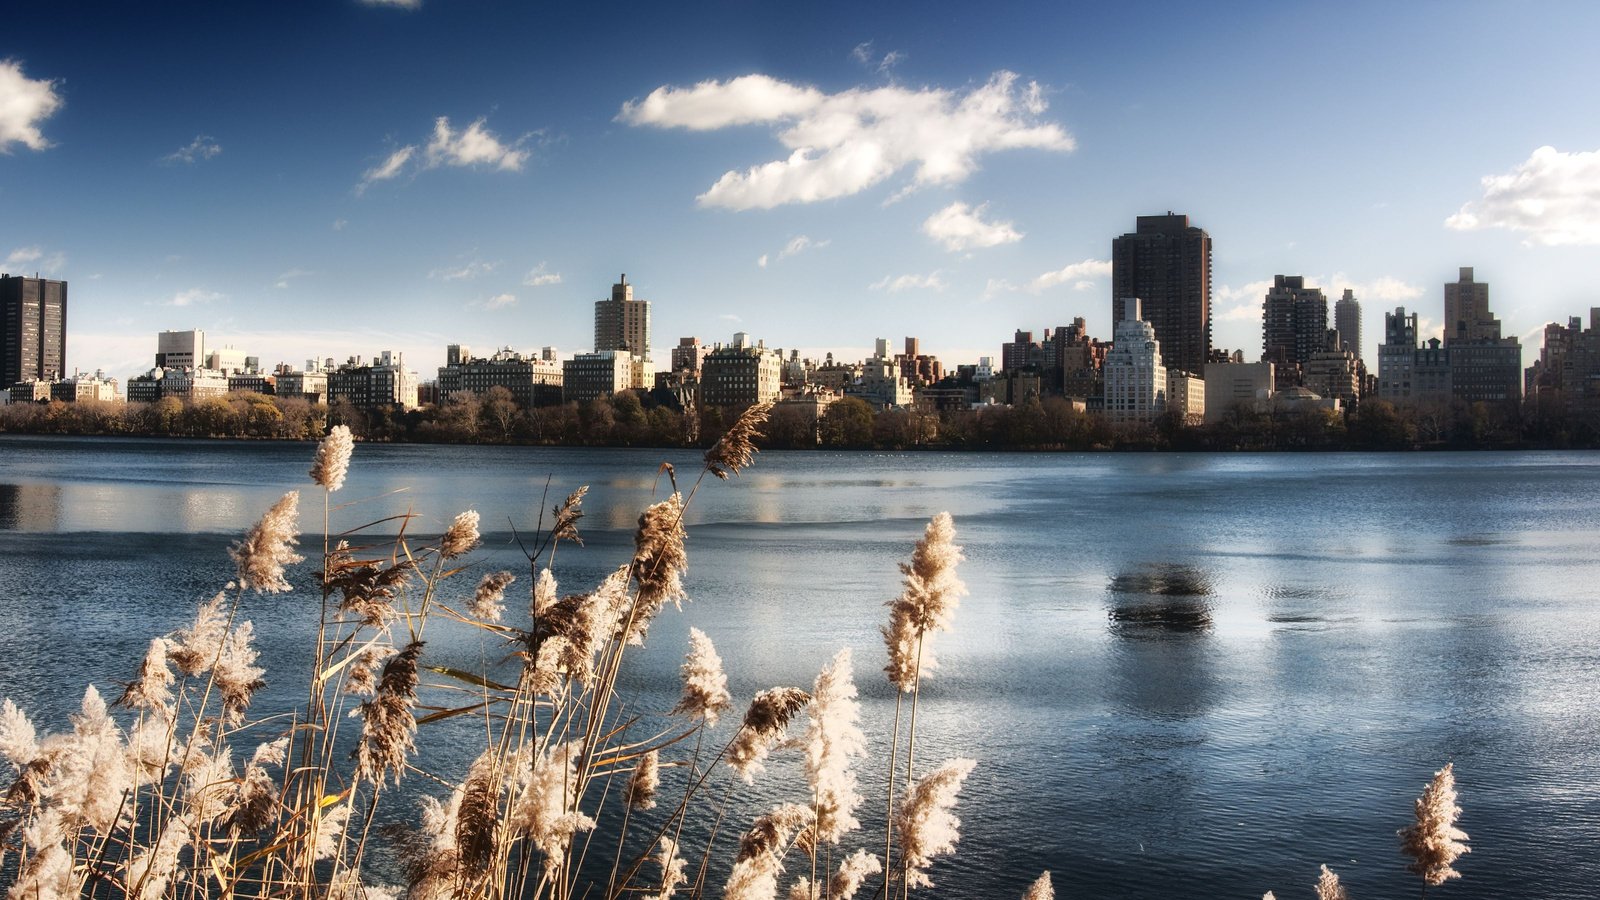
0,404,1476,899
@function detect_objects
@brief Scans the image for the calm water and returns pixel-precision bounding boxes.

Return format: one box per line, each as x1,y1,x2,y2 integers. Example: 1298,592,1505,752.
1,435,1598,898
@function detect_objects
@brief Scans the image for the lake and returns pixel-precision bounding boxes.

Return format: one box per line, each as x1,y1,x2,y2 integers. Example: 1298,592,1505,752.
1,435,1597,898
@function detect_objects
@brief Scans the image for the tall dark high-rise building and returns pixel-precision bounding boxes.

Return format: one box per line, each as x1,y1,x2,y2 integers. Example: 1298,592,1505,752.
0,274,67,386
594,274,650,358
1261,275,1328,382
1112,213,1211,375
1335,289,1363,362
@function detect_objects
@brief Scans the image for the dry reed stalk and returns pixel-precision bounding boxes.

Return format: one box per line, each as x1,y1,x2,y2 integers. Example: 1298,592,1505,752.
309,425,354,492
1022,870,1054,900
895,757,975,890
727,688,811,784
1399,762,1470,889
231,491,304,593
704,401,773,481
355,640,424,785
672,627,732,725
1315,864,1348,900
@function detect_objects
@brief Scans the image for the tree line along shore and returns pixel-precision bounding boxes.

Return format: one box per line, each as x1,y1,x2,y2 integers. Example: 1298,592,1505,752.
0,385,1588,451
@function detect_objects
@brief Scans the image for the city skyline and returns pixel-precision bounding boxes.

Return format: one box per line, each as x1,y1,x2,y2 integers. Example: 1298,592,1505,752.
4,1,1600,380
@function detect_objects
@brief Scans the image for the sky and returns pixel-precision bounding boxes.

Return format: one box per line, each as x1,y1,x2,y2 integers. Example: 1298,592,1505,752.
4,0,1600,383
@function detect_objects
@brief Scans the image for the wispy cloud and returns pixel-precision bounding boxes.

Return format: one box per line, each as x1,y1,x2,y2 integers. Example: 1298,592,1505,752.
358,0,421,9
0,59,62,152
479,293,517,310
167,288,224,307
850,42,906,75
357,146,415,194
3,245,66,275
332,218,348,231
759,234,830,267
429,257,498,281
523,262,562,286
161,135,222,164
619,70,1073,210
1446,145,1600,246
274,267,313,289
357,115,534,193
870,272,945,293
923,201,1023,252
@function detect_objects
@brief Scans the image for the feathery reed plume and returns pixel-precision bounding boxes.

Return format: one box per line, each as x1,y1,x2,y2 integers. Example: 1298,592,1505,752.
181,744,239,826
215,619,266,726
728,687,811,784
788,849,882,900
117,637,176,719
218,737,287,835
626,749,660,811
11,810,75,900
643,836,689,900
0,699,40,768
1263,893,1276,900
726,804,816,900
532,567,558,618
1314,864,1347,900
167,591,230,676
356,640,424,785
673,627,732,725
896,757,976,889
310,424,355,491
536,566,630,688
455,750,502,883
882,512,966,692
804,648,866,846
551,486,588,545
231,490,304,593
55,685,137,833
314,801,353,860
440,510,481,560
1022,870,1054,900
123,815,190,900
507,740,595,874
629,492,688,642
345,644,396,697
394,790,464,900
468,570,516,622
1399,761,1470,887
321,545,415,628
705,400,773,480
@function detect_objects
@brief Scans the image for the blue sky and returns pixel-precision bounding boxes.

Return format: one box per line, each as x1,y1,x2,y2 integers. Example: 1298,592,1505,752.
4,0,1600,381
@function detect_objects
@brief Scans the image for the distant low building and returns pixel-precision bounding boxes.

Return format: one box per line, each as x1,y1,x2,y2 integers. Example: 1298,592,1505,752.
1166,370,1205,425
700,335,782,407
438,346,563,408
1102,299,1167,428
327,351,420,410
1202,360,1274,425
563,351,633,404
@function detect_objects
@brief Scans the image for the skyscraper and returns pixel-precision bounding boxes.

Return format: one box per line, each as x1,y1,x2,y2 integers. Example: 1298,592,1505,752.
0,274,67,386
1102,299,1167,428
1335,289,1362,361
1444,267,1497,343
1261,275,1328,382
594,274,650,358
1112,213,1211,376
1441,267,1520,405
594,274,650,389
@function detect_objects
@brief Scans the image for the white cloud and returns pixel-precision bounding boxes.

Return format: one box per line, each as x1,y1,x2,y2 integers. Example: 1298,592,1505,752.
523,262,562,286
161,135,222,164
4,245,66,275
167,288,223,307
0,59,62,152
332,219,348,231
429,258,497,281
358,115,533,193
870,272,945,293
619,70,1074,210
425,116,529,171
851,42,905,74
274,267,313,289
482,293,516,310
756,253,769,268
357,146,415,193
1026,258,1110,293
718,313,743,322
923,201,1023,251
1446,146,1600,245
1305,273,1423,304
359,0,421,8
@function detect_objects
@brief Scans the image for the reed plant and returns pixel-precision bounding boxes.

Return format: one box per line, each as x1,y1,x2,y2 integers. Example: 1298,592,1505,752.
0,407,1471,899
